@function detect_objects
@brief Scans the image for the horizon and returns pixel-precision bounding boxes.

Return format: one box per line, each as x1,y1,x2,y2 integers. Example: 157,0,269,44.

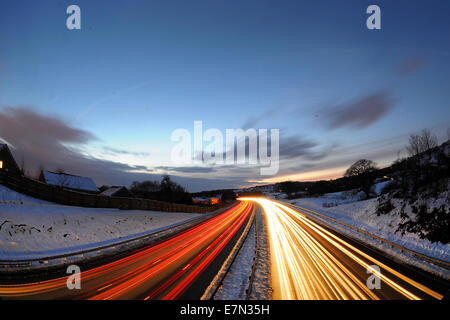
3,137,449,194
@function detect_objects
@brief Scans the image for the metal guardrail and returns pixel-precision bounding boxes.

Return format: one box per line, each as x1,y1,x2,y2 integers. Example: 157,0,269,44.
282,201,450,271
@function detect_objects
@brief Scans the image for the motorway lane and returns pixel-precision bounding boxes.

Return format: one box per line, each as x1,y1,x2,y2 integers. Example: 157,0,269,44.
240,198,448,300
0,201,253,300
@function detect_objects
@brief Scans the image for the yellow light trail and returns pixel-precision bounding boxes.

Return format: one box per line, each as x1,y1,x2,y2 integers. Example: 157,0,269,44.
239,197,443,300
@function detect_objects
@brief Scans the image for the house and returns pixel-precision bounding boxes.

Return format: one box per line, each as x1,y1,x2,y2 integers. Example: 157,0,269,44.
0,144,22,176
39,170,99,193
192,196,221,205
209,197,221,205
192,197,209,205
100,186,134,198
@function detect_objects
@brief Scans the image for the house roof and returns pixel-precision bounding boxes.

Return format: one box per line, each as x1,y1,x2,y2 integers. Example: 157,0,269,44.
41,170,99,192
0,144,6,151
192,197,210,201
100,186,126,197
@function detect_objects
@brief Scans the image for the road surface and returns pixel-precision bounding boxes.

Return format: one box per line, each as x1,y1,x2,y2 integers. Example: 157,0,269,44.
240,197,448,300
0,201,253,300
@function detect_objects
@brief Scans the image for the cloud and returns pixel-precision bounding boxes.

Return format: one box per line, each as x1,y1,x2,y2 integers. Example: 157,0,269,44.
129,165,152,171
278,136,317,159
321,91,394,130
0,107,95,146
0,107,338,192
241,108,276,129
255,133,334,161
0,107,150,182
0,107,95,167
397,55,428,76
202,132,324,163
154,166,217,173
0,107,253,191
102,146,150,157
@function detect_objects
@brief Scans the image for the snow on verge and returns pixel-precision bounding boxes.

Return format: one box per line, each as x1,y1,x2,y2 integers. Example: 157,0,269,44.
248,208,272,300
214,219,256,299
0,185,201,260
214,207,272,300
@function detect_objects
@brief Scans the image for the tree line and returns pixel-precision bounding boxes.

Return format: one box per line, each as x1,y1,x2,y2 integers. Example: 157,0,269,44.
129,175,193,204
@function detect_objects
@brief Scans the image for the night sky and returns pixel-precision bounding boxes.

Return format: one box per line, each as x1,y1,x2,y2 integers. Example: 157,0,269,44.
1,0,449,191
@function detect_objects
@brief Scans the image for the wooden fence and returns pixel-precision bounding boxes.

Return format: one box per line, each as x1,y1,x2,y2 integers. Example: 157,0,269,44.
0,171,231,213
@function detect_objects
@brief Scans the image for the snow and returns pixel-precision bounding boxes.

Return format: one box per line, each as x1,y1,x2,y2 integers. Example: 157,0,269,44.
214,219,256,300
213,208,272,300
0,185,53,206
0,185,201,260
299,189,366,208
41,170,99,192
248,208,272,300
373,180,393,195
288,197,449,262
272,190,450,278
100,186,124,197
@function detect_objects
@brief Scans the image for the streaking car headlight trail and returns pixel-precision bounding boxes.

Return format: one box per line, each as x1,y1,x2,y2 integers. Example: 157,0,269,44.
239,197,443,300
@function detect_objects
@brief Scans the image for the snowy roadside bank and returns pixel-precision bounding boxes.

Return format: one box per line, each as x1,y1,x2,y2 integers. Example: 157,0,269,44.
0,185,204,261
275,195,450,279
289,197,449,262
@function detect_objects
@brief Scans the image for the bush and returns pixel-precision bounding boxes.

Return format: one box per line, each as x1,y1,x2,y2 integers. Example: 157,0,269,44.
129,175,192,204
323,201,338,208
376,197,394,216
221,190,236,202
397,205,450,244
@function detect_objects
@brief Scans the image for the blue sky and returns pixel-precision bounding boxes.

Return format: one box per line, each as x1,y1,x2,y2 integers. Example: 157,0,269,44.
1,0,449,191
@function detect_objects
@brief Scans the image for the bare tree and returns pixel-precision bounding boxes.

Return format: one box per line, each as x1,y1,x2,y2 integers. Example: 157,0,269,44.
406,129,438,156
345,159,377,177
130,180,161,196
345,159,378,198
406,134,422,157
20,156,26,176
447,128,450,141
420,129,437,151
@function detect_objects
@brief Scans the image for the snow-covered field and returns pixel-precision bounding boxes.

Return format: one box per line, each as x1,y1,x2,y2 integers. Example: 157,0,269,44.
0,185,201,260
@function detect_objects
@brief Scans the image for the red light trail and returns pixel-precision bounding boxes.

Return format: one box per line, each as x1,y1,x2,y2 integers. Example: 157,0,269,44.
0,201,253,300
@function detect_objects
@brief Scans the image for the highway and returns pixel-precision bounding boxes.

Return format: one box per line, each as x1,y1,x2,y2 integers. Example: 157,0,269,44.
0,201,253,300
240,197,448,300
1,197,448,300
